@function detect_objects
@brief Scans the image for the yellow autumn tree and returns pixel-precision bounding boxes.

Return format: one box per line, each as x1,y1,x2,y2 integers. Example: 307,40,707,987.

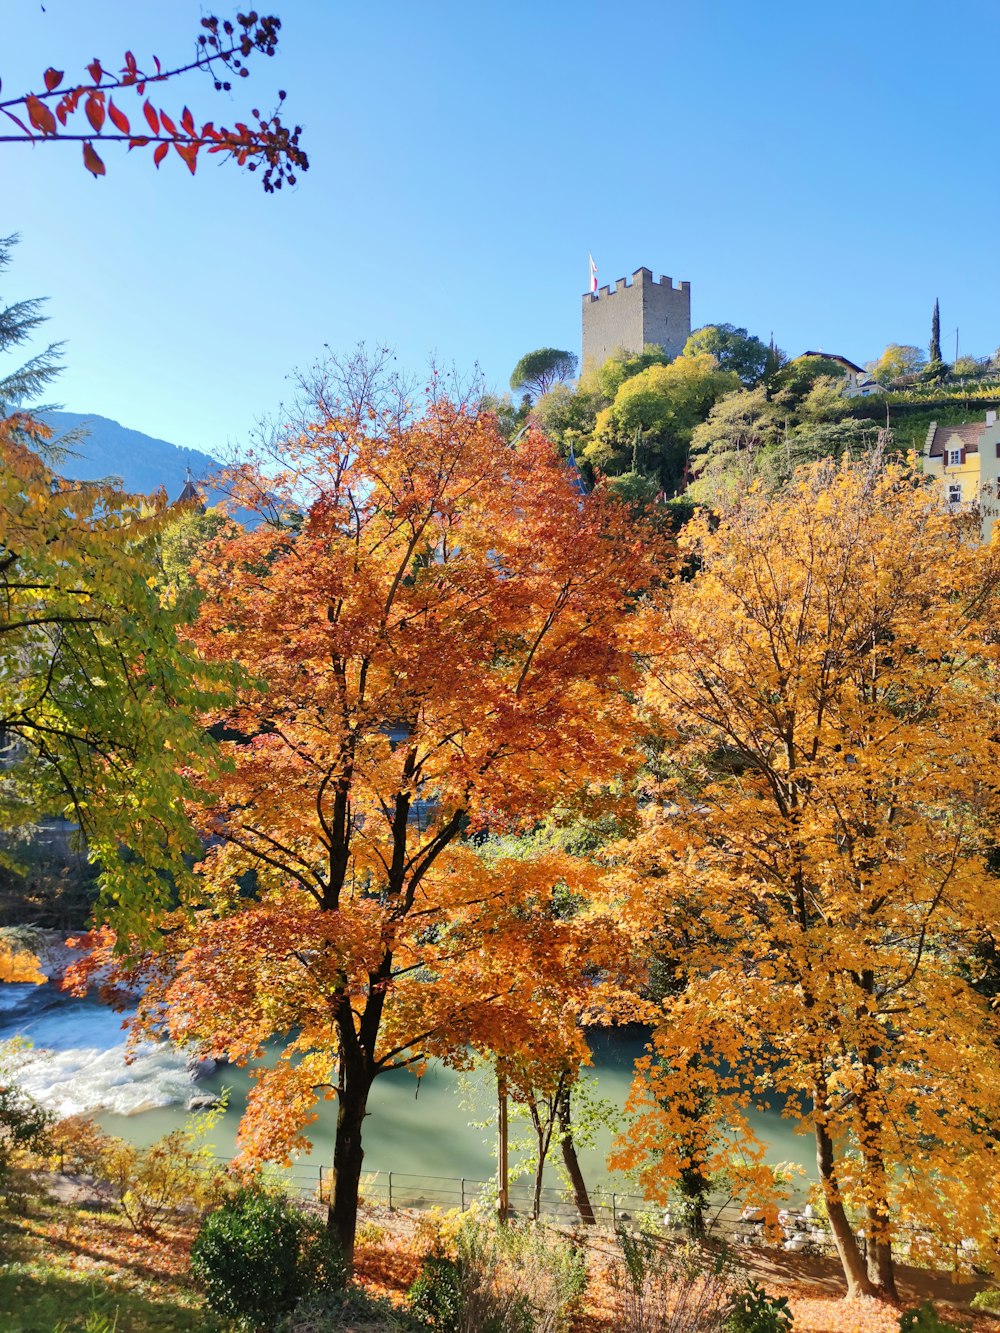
613,455,1000,1301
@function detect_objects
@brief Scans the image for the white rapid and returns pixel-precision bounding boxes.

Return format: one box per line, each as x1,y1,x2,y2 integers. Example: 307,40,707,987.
0,980,193,1118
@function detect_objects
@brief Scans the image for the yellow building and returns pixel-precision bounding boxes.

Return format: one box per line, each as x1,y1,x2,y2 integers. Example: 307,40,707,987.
923,412,1000,544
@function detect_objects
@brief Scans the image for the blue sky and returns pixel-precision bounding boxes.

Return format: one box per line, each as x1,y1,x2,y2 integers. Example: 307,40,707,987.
5,1,999,457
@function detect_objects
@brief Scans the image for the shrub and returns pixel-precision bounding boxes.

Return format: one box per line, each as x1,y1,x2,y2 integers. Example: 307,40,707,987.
191,1186,345,1327
355,1219,386,1247
50,1104,231,1234
609,1226,734,1333
724,1280,793,1332
898,1304,960,1332
0,1048,53,1215
280,1285,419,1331
408,1214,584,1333
971,1288,1000,1313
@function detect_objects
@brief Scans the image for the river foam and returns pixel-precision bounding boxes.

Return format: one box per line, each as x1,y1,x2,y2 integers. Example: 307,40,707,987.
0,983,192,1118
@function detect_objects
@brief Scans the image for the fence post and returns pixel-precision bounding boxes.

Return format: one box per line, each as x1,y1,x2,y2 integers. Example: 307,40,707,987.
461,1178,466,1212
388,1171,393,1211
318,1164,323,1201
612,1193,617,1229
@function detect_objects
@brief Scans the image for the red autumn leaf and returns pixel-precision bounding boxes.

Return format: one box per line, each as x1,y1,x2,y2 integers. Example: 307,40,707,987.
108,100,130,134
180,105,195,136
85,92,106,133
159,109,178,136
25,94,57,135
174,141,198,175
82,141,106,177
153,141,169,167
87,59,104,83
143,101,159,134
127,136,150,149
43,67,64,92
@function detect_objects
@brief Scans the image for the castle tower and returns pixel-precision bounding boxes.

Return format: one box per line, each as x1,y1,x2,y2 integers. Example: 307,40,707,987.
582,267,691,369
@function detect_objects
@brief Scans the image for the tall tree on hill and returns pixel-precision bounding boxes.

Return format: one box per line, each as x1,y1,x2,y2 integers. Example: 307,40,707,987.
69,395,664,1266
509,348,578,401
930,297,943,366
682,324,771,388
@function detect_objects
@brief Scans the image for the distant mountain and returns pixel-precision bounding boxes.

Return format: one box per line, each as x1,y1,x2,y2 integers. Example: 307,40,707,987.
42,412,224,503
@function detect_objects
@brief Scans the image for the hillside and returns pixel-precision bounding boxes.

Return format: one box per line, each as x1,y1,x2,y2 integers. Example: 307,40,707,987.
42,411,223,502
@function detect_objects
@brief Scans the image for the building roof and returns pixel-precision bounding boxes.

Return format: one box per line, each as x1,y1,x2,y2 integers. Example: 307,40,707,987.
925,421,986,457
799,351,865,375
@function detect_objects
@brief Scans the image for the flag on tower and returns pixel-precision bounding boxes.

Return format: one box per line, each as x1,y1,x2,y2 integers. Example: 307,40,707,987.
589,253,598,295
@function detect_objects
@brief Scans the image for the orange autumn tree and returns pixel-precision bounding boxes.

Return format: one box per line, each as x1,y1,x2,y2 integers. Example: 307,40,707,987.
77,396,661,1262
612,456,1000,1301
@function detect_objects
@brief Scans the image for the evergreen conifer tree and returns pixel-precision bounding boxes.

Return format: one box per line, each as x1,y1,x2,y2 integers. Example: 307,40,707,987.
930,297,943,366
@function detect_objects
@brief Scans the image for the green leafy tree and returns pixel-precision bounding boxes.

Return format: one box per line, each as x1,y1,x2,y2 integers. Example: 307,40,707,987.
156,504,231,596
771,355,851,407
509,348,578,401
478,390,530,442
682,324,772,387
588,353,739,491
0,241,232,932
532,381,603,461
869,343,927,383
592,344,672,400
687,386,782,504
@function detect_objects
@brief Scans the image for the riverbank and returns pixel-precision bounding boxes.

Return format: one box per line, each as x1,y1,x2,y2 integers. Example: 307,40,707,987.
2,1186,995,1333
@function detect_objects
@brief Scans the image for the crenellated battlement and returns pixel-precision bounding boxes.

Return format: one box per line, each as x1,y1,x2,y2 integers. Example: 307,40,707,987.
581,263,692,366
584,267,690,304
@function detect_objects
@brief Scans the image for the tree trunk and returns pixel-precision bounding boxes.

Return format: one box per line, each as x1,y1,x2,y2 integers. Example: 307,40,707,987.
556,1082,596,1226
528,1097,547,1222
859,1036,899,1303
866,1210,899,1304
327,1059,373,1271
497,1074,509,1224
815,1119,878,1298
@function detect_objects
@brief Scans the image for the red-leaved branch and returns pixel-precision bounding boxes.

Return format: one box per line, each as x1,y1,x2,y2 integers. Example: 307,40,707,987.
0,11,308,192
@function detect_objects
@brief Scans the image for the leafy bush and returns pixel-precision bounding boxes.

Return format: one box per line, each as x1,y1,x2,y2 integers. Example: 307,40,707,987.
724,1280,793,1332
0,1043,53,1215
280,1284,419,1331
49,1103,231,1234
971,1288,1000,1312
408,1213,584,1332
191,1186,345,1328
898,1304,960,1332
408,1253,485,1330
609,1226,734,1333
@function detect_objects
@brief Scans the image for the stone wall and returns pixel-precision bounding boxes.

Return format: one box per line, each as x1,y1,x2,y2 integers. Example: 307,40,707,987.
582,267,691,369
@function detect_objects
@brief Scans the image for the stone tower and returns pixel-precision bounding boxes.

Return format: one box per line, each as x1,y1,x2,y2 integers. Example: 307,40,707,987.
582,266,691,369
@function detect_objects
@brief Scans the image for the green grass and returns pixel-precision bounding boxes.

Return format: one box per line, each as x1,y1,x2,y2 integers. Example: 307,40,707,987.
0,1203,234,1333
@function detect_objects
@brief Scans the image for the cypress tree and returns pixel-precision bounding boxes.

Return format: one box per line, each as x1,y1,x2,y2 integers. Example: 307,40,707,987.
930,298,943,366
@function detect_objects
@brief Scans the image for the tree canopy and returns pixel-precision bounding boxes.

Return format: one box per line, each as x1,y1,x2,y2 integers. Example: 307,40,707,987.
509,347,578,400
612,456,1000,1300
587,352,739,490
868,343,927,382
682,324,772,387
69,393,665,1265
